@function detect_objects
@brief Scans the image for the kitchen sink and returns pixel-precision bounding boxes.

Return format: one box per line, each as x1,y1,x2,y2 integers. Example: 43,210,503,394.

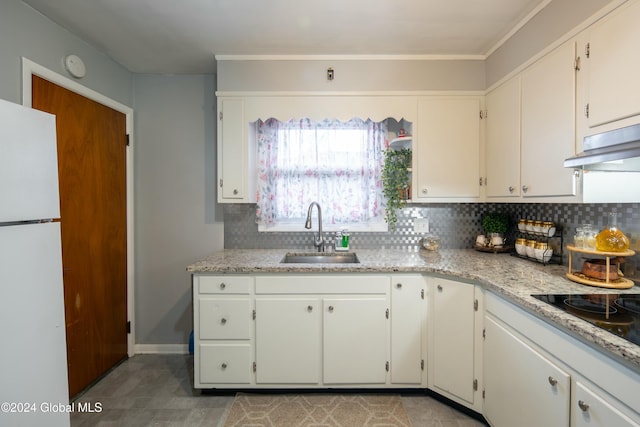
281,252,360,264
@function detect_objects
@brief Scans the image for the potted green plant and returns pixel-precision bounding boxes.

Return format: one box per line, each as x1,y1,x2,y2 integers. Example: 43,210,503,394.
482,212,511,236
382,148,412,230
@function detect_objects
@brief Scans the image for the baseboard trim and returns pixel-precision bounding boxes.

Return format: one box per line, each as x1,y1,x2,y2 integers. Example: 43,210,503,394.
134,343,189,354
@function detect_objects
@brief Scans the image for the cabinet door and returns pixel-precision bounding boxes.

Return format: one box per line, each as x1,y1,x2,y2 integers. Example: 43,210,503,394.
587,0,640,128
415,97,480,199
574,381,640,427
323,297,387,384
484,316,570,427
486,77,521,198
218,98,246,201
521,41,577,197
199,298,252,339
429,278,476,404
390,276,426,384
255,298,321,384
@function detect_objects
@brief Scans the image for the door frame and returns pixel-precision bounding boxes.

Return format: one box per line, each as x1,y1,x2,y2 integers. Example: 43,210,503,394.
20,57,135,357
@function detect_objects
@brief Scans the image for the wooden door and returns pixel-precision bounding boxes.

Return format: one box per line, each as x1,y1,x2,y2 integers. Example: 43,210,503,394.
32,75,128,397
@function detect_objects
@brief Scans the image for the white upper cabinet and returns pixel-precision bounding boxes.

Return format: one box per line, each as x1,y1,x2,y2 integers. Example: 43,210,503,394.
415,97,481,200
217,98,254,203
583,0,640,130
485,77,521,198
485,40,589,201
520,40,578,198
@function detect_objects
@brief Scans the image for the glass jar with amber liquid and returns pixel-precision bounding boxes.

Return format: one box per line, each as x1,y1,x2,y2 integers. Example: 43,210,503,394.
595,212,630,252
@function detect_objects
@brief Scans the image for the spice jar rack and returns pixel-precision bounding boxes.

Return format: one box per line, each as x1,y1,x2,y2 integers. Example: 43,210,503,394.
512,219,562,265
566,245,635,289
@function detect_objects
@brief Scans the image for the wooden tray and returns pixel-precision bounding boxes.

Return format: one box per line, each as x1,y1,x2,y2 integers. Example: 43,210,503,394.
474,245,513,254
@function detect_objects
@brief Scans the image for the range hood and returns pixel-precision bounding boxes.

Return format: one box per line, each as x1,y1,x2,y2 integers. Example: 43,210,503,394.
564,123,640,171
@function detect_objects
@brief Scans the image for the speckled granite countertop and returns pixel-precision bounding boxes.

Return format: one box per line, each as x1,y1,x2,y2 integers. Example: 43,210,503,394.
187,248,640,371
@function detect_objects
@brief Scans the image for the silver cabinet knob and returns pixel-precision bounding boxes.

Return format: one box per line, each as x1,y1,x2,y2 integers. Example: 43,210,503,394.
548,376,557,386
522,185,528,193
219,282,226,290
508,186,514,193
233,189,238,195
220,318,227,325
221,363,227,370
578,400,589,412
328,306,334,312
437,285,443,291
396,283,402,289
422,188,428,194
307,305,313,312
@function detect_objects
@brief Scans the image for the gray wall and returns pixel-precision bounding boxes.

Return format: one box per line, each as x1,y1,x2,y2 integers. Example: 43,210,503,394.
485,0,614,86
218,59,486,92
0,0,131,106
133,74,223,345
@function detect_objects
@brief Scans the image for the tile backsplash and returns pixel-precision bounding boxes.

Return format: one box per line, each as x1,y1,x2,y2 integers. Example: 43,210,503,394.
223,202,639,280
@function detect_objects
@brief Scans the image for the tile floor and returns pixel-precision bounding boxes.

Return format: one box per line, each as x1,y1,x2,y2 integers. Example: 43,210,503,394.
70,354,488,427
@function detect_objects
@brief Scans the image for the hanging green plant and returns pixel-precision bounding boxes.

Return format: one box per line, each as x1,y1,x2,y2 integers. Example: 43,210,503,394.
382,148,412,230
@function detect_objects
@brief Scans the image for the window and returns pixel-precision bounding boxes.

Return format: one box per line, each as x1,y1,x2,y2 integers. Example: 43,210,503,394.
255,118,388,231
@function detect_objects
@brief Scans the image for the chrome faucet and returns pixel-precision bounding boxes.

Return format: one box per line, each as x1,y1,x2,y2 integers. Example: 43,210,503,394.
304,201,324,252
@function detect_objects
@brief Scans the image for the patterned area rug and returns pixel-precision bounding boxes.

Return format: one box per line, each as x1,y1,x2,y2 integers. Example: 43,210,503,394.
223,393,412,427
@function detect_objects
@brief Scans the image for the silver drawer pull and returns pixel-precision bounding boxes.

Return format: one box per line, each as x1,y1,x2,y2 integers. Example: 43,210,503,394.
437,285,443,291
220,318,227,325
221,363,227,370
328,306,334,312
578,400,589,412
396,283,402,289
548,376,557,386
307,305,313,312
219,283,226,290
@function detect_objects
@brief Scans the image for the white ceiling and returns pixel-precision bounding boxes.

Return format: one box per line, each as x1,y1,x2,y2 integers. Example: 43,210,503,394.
23,0,548,74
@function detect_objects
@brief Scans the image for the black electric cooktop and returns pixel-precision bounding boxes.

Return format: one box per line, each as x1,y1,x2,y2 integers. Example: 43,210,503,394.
531,294,640,347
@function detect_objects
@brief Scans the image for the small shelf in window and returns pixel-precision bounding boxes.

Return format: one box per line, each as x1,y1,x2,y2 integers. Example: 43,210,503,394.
390,136,412,150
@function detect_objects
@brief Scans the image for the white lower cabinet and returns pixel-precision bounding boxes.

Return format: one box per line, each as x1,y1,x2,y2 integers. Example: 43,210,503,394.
253,275,391,387
255,298,321,384
428,277,483,411
390,275,427,384
323,297,388,384
574,381,640,427
193,275,254,388
484,316,570,427
484,292,640,427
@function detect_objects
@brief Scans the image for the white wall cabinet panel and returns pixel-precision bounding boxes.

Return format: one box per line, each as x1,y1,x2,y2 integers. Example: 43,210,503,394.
586,0,640,129
415,97,481,199
390,276,426,385
255,298,321,384
574,381,640,427
429,278,481,409
323,297,388,384
485,77,521,198
521,41,577,197
484,316,571,427
217,98,254,203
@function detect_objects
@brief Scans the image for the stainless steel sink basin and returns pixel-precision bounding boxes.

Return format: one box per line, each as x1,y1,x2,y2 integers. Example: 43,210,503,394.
281,252,360,264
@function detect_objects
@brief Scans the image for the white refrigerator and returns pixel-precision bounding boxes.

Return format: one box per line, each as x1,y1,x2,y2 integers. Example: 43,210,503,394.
0,98,70,426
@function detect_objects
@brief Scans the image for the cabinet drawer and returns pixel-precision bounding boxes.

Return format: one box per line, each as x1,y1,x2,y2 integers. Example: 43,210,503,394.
199,343,252,384
199,298,252,339
255,275,389,294
198,275,251,294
